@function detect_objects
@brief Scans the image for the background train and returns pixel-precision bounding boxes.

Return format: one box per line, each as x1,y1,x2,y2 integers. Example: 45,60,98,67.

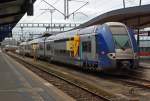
19,22,139,71
139,39,150,59
1,38,19,52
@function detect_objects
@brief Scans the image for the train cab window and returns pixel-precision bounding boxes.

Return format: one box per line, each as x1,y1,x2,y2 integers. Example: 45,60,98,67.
110,26,131,50
82,41,91,52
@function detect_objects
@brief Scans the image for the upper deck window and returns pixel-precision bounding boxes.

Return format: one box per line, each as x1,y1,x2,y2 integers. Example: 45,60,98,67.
82,41,91,52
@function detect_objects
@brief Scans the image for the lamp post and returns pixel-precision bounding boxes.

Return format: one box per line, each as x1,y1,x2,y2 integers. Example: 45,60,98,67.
123,0,125,8
137,0,142,57
50,9,55,34
139,0,142,6
41,9,55,34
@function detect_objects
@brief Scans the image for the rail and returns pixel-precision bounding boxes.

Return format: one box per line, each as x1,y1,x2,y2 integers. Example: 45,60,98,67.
8,52,116,101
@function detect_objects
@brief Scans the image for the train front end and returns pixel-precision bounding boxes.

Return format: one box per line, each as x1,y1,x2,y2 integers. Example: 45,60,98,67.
96,22,138,70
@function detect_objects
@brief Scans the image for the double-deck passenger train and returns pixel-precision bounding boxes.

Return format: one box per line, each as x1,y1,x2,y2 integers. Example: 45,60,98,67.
19,22,139,71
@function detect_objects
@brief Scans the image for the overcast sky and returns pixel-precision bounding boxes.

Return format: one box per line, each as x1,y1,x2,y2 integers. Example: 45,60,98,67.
12,0,150,40
18,0,150,23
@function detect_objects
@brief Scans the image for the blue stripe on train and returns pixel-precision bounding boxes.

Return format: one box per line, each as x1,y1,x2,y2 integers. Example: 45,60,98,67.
96,25,115,68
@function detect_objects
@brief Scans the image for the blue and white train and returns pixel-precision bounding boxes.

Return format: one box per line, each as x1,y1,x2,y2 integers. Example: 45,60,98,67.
19,22,139,71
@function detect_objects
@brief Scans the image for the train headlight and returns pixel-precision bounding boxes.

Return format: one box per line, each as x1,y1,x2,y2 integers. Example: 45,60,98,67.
107,53,116,59
113,56,116,59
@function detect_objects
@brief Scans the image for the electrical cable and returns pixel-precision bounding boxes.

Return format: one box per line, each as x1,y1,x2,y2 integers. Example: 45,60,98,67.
53,0,61,5
31,10,48,22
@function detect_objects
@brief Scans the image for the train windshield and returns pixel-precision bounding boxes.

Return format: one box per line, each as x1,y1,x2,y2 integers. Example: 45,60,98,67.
110,26,131,50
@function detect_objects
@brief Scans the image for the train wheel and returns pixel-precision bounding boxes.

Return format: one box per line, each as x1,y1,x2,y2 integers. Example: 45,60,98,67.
49,57,52,63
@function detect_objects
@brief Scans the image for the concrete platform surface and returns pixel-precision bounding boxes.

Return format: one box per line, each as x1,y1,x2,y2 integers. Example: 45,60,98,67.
140,60,150,68
0,52,75,101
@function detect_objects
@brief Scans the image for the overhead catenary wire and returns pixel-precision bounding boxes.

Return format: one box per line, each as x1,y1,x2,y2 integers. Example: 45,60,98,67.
68,1,89,18
41,0,89,19
53,0,61,5
31,10,48,22
42,0,65,16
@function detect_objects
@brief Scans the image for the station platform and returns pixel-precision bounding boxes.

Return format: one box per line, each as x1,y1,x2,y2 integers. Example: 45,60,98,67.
140,60,150,68
0,51,75,101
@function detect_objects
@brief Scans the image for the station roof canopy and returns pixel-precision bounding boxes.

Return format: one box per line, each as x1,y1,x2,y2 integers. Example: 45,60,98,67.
0,0,36,26
78,4,150,29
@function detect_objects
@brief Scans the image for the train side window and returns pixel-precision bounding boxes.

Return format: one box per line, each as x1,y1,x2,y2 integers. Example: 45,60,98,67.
54,49,70,56
82,41,91,52
39,44,43,50
46,44,51,50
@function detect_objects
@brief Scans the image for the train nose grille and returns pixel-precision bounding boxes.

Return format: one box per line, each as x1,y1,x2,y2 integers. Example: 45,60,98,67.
115,48,134,59
117,60,131,68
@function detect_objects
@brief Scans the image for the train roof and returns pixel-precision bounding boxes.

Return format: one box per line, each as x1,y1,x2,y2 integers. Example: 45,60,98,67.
46,22,126,41
47,29,78,41
78,25,97,34
46,25,98,41
105,22,126,26
29,38,41,44
26,36,47,44
20,42,28,45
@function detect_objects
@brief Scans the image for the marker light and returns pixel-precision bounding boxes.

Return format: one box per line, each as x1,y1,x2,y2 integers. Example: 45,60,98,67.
101,51,105,55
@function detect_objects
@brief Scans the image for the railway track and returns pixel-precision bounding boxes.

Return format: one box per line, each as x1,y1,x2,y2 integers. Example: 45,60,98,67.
105,72,150,90
118,75,150,89
140,63,150,69
8,53,118,101
7,52,150,101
